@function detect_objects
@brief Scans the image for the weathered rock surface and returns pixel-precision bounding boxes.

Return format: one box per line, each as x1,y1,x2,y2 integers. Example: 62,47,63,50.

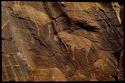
2,1,124,81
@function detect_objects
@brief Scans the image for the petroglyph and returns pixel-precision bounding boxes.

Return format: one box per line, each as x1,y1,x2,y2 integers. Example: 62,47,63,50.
58,31,92,62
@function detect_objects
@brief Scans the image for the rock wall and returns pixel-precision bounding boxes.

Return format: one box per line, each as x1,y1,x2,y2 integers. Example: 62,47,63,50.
2,1,124,81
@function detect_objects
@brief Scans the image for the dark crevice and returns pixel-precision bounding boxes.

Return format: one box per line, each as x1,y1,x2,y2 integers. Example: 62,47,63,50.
112,75,118,81
74,22,99,32
112,49,121,63
2,37,6,40
10,14,31,22
2,37,12,41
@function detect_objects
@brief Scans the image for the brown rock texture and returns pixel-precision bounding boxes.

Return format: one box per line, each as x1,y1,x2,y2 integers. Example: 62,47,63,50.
2,1,124,81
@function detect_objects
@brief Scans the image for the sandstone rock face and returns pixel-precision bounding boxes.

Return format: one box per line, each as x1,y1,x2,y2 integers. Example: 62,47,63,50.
2,1,124,81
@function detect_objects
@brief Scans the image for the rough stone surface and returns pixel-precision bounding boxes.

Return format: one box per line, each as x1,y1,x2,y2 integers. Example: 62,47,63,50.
2,1,124,81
